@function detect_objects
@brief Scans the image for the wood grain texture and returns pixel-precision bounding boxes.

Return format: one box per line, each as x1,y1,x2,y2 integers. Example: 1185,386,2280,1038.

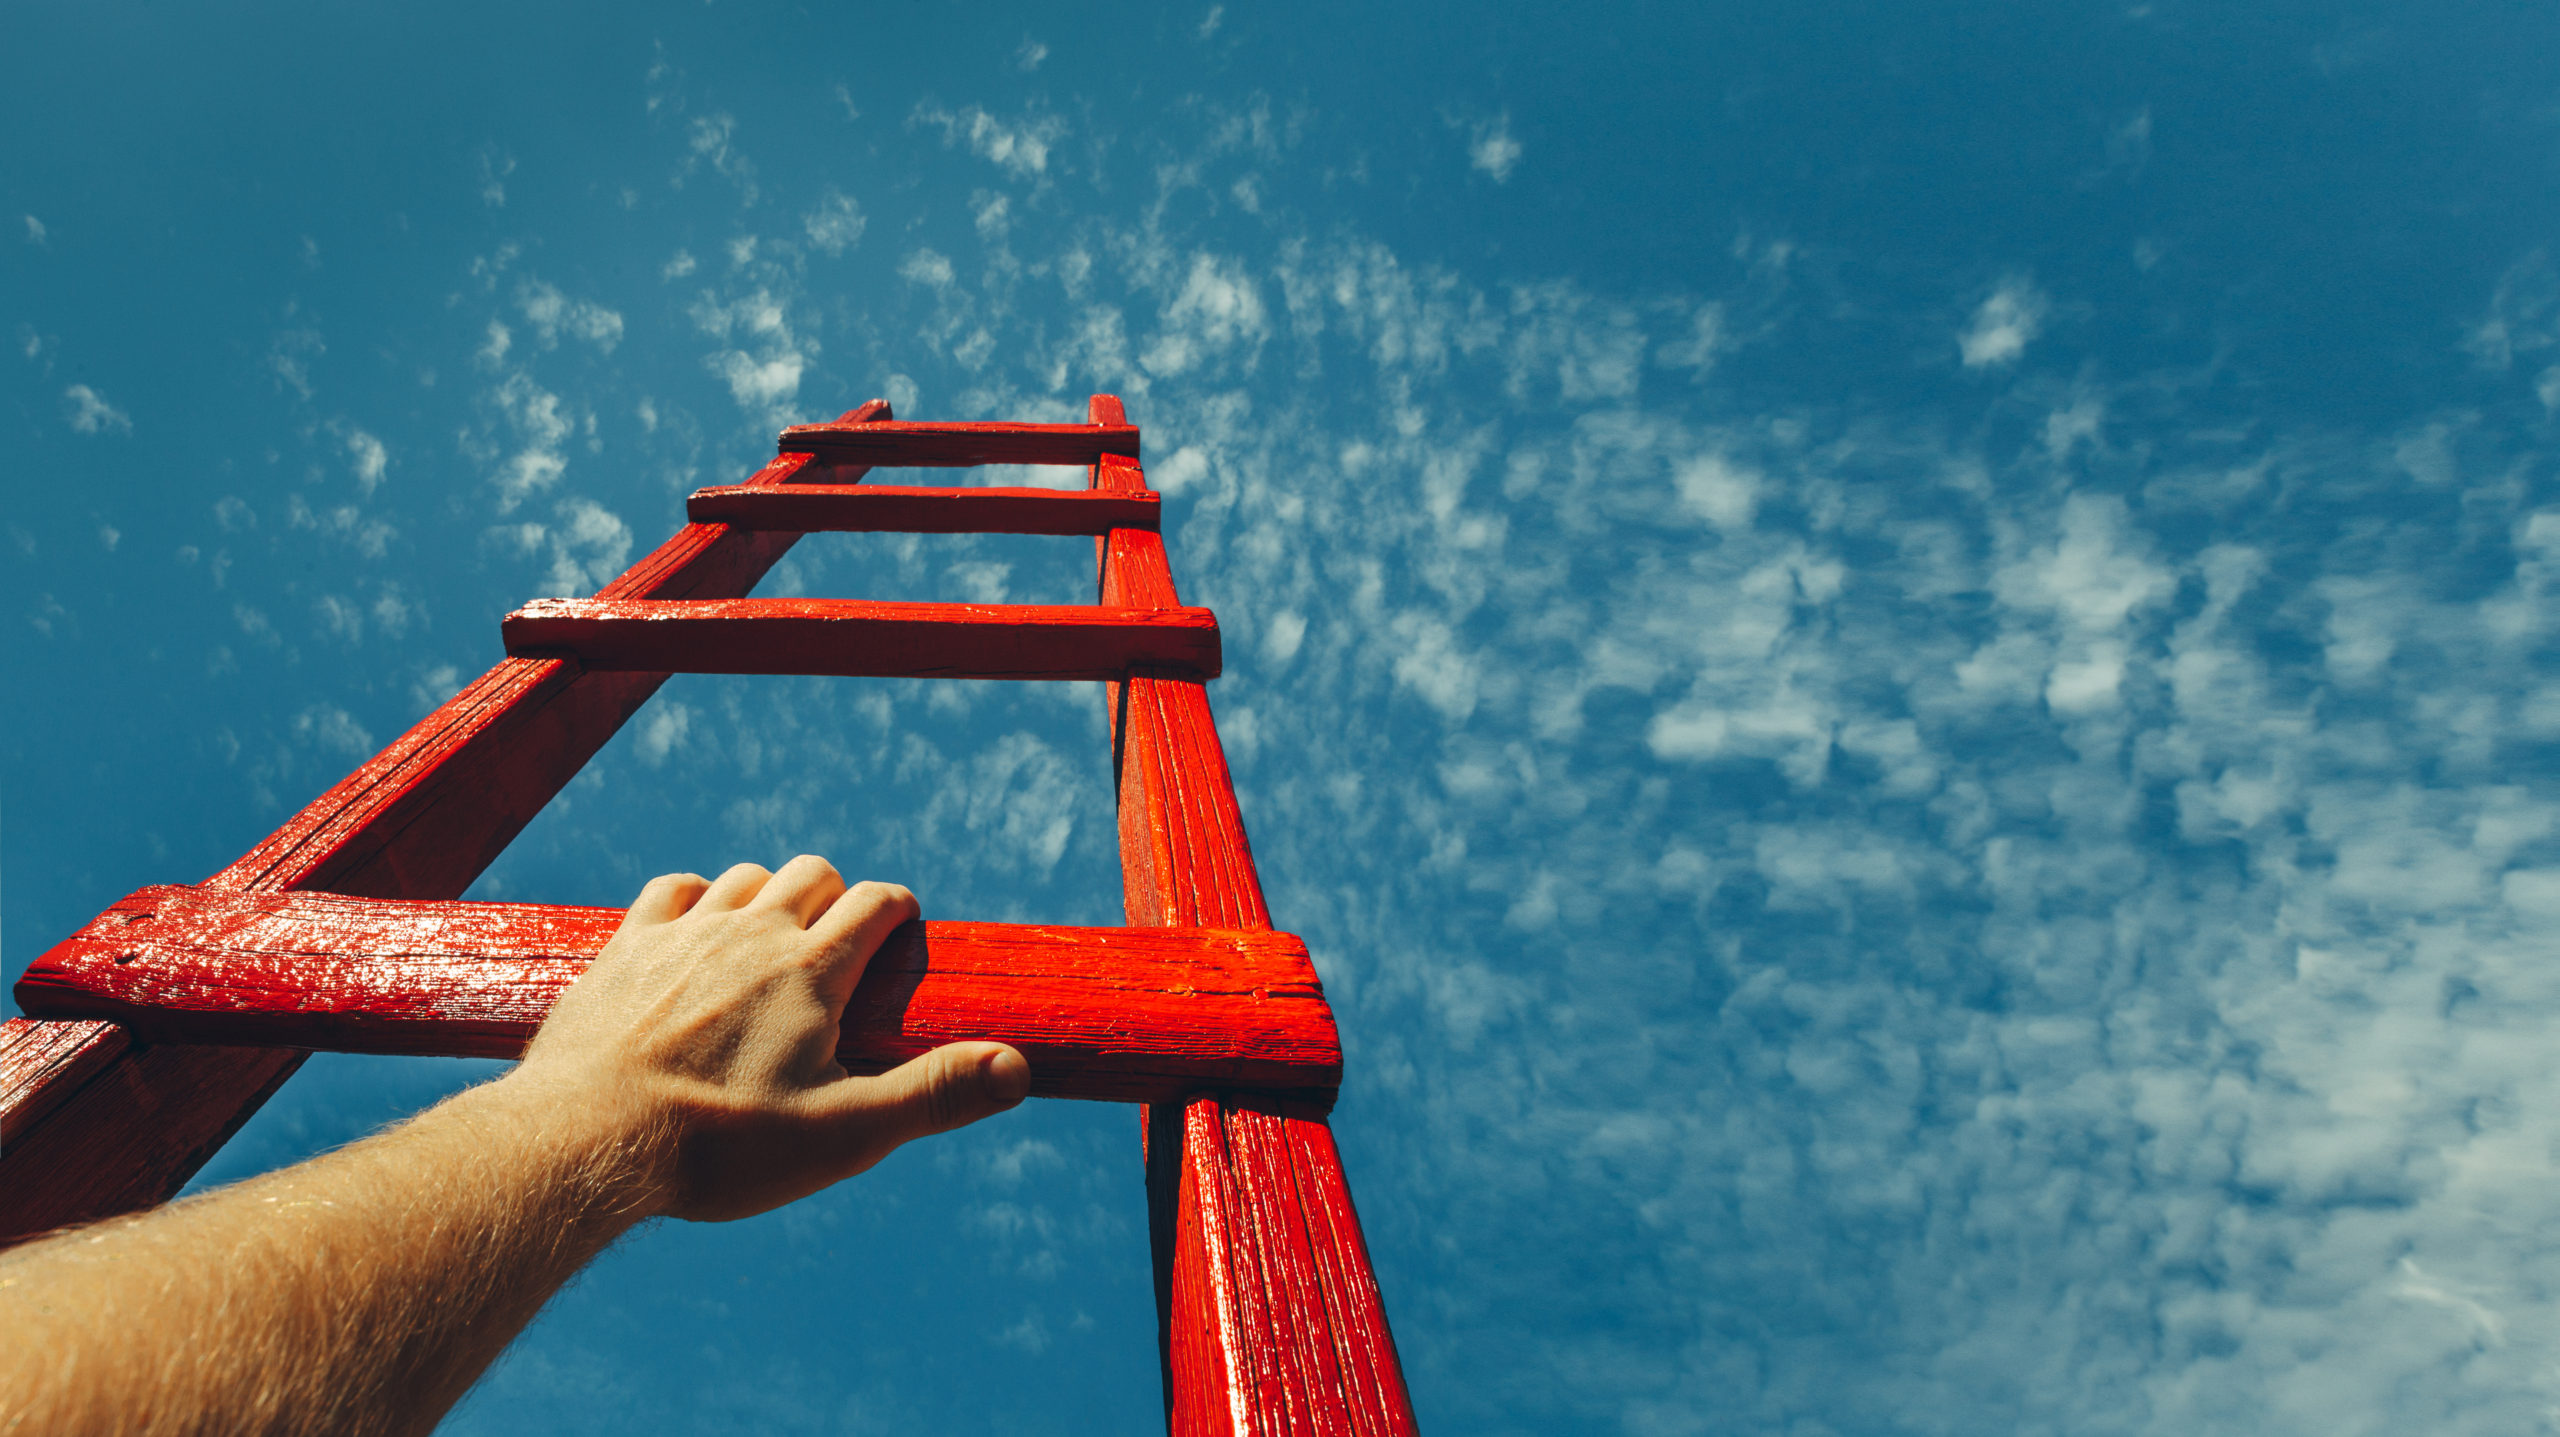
0,1040,300,1246
0,402,894,1244
779,420,1140,467
16,886,1340,1108
1166,1102,1417,1437
503,597,1222,682
1086,392,1419,1434
689,483,1161,535
0,1017,127,1148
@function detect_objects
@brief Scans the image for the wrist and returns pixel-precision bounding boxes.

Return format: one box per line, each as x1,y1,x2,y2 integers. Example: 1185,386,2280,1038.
448,1069,677,1230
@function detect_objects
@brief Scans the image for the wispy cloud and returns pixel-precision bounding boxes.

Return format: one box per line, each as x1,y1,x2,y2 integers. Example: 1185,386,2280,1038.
339,426,389,496
679,113,759,204
912,102,1066,180
480,371,573,512
803,188,866,256
1465,113,1521,183
477,149,513,207
171,82,2560,1437
61,383,130,434
717,159,2560,1430
1960,277,2046,366
515,281,624,353
690,287,814,426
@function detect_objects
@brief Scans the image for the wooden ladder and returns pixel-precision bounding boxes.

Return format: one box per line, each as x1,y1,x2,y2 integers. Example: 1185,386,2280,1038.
0,394,1419,1434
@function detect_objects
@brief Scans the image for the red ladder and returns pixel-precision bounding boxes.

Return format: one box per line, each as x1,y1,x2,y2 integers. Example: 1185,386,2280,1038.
0,395,1419,1434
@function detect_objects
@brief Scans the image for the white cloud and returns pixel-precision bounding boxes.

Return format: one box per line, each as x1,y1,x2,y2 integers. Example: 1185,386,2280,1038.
487,372,572,512
22,214,44,245
1387,612,1480,721
883,373,919,415
973,192,1010,242
2105,106,2152,174
1993,493,2173,636
1673,451,1758,528
342,428,389,495
1263,609,1307,666
524,497,633,595
682,113,759,203
516,281,623,352
1960,278,2046,367
285,492,396,559
1467,114,1522,183
477,149,513,207
636,703,693,767
710,350,804,414
62,383,131,434
268,325,323,400
410,136,2560,1437
1141,252,1268,376
2467,251,2559,373
1152,445,1210,493
804,188,866,255
1657,303,1723,377
1014,37,1047,72
315,593,364,642
662,248,698,281
690,288,815,425
913,103,1066,179
291,703,374,758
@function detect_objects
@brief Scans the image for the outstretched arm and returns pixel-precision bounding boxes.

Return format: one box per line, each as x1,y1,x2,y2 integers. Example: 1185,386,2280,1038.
0,856,1029,1437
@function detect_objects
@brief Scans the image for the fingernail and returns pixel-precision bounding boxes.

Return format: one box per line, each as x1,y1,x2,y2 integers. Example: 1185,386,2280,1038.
984,1047,1031,1105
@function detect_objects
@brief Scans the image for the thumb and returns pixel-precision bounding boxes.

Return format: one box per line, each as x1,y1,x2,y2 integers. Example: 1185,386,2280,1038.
818,1042,1032,1163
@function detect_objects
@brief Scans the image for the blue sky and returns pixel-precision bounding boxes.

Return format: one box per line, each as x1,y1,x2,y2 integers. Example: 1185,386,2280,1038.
8,2,2560,1432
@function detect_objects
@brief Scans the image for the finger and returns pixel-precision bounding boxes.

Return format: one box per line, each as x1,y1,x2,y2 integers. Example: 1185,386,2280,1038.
805,880,920,1004
811,1042,1030,1172
753,854,848,929
695,862,774,912
624,871,710,927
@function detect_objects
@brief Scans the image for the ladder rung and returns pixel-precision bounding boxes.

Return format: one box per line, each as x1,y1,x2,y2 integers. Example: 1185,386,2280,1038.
502,598,1221,680
779,420,1140,468
689,484,1161,535
15,886,1341,1109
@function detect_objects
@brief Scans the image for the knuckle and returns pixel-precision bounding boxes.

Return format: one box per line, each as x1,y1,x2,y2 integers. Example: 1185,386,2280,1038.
924,1054,971,1130
853,880,917,910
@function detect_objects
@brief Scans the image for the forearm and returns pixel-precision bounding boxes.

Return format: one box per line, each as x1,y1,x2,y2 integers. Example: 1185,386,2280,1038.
0,1073,658,1437
0,858,1027,1435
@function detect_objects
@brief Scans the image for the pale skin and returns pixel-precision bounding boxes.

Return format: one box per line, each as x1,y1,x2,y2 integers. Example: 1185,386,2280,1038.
0,855,1030,1437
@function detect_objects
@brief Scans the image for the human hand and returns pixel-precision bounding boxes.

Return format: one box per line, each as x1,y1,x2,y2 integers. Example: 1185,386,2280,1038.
511,856,1031,1222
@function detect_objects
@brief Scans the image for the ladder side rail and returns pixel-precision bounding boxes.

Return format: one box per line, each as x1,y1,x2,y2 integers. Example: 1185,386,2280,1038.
1088,394,1419,1436
0,403,889,1245
0,1018,125,1148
